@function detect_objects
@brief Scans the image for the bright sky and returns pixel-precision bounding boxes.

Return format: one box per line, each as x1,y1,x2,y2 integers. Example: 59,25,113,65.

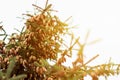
0,0,120,79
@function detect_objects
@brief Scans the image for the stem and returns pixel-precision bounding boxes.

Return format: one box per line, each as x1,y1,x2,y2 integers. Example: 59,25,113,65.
45,0,49,8
84,54,99,65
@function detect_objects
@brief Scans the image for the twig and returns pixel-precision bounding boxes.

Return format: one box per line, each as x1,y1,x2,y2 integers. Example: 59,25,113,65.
45,0,49,8
32,4,43,12
84,54,99,65
64,16,72,22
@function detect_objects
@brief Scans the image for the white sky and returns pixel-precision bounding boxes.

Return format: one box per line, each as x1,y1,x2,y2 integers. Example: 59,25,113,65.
0,0,120,79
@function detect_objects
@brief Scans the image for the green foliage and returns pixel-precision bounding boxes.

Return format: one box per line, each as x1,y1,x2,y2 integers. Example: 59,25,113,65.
0,57,27,80
0,0,120,80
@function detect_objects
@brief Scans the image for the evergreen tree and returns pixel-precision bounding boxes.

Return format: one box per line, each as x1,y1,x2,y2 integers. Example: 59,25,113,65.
0,0,120,80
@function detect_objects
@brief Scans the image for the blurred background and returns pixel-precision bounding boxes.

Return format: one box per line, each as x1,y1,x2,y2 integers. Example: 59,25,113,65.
0,0,120,79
